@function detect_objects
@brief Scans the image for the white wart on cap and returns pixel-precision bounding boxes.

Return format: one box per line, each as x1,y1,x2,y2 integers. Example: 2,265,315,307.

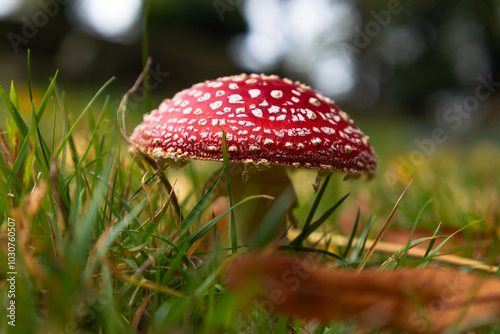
130,73,376,177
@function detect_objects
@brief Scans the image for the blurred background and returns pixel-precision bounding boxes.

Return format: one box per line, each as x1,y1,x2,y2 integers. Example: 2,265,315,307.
1,0,499,117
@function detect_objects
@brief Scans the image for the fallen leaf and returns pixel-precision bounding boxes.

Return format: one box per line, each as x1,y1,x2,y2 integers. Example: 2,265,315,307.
226,253,500,333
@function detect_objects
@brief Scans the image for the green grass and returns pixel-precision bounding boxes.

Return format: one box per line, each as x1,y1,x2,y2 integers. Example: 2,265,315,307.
1,57,499,334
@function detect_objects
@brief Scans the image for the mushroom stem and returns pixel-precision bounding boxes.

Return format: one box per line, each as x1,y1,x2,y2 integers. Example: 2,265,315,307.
206,164,298,245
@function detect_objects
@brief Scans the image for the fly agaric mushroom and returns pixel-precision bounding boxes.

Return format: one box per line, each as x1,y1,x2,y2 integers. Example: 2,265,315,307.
130,73,376,178
130,73,376,243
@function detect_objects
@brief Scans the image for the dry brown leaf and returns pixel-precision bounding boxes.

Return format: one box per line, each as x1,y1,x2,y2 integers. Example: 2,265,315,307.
225,253,500,333
6,182,48,285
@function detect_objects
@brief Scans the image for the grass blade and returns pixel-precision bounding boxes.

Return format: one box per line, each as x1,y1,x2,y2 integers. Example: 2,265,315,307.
357,179,412,272
420,220,485,267
85,199,148,277
423,222,441,259
9,81,19,111
0,86,29,136
36,71,59,124
290,192,349,247
304,172,332,231
251,186,296,249
342,208,360,258
219,126,238,254
399,198,433,266
186,195,271,247
279,245,343,261
55,77,115,158
350,215,375,262
179,169,223,239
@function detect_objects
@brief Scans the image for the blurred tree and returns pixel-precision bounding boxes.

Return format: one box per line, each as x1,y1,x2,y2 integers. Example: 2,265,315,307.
354,0,500,116
230,0,499,122
0,0,498,123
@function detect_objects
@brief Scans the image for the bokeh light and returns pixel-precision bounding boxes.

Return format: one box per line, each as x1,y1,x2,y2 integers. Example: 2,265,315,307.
70,0,143,43
0,0,20,18
0,0,498,128
231,0,358,101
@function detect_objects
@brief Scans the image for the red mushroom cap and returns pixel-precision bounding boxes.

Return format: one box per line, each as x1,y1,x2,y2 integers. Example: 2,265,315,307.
130,73,376,177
